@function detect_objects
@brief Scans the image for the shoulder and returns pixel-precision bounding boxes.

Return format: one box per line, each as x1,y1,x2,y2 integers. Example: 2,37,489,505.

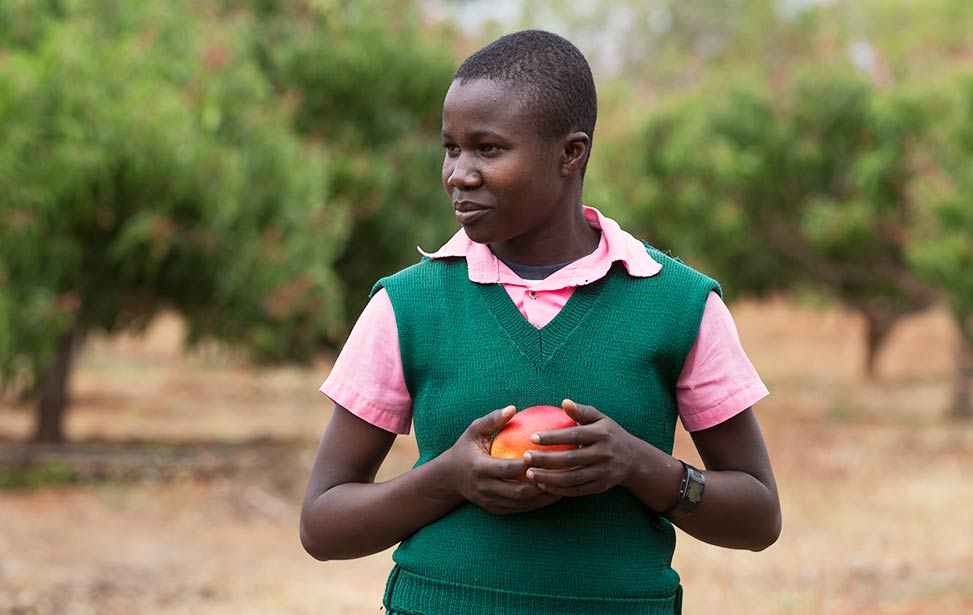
369,257,463,299
642,243,722,298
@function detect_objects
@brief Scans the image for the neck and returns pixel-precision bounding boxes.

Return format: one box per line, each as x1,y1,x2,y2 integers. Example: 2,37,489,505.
491,202,600,266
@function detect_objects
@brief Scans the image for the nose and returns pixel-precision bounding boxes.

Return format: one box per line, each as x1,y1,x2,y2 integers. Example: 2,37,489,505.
444,152,482,189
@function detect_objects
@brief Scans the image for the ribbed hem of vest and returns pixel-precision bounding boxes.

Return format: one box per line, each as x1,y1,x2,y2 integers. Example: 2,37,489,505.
383,566,683,615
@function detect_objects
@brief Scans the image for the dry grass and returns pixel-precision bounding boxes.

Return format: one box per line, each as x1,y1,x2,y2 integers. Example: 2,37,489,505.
1,299,972,614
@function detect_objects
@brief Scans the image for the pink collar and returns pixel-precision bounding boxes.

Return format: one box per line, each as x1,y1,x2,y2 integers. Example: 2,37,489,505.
418,206,661,287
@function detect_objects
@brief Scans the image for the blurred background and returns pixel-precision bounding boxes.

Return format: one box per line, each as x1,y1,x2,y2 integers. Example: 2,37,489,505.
1,0,971,613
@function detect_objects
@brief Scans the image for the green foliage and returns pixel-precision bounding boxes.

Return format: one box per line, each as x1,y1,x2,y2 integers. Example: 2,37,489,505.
231,0,459,317
0,0,463,440
624,65,932,315
0,463,77,491
0,0,67,50
0,0,351,398
831,0,973,81
908,74,973,347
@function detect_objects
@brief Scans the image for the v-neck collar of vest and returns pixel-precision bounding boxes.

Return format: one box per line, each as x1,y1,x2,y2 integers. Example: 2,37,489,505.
475,265,616,369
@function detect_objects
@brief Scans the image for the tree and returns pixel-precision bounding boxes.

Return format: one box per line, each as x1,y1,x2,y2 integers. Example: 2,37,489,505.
0,1,350,442
236,0,460,319
620,66,935,377
908,74,973,418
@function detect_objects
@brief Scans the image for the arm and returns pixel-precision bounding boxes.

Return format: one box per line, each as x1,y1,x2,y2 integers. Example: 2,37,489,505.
674,407,781,550
300,404,560,561
303,289,559,561
525,401,781,552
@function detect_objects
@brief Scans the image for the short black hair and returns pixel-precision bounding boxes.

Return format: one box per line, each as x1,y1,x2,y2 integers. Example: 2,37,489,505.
454,30,597,149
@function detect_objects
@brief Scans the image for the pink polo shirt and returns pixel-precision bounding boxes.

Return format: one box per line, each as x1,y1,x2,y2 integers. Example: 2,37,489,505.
322,207,768,434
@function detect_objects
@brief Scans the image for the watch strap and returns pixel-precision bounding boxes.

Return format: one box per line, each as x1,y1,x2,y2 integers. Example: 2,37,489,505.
663,461,705,520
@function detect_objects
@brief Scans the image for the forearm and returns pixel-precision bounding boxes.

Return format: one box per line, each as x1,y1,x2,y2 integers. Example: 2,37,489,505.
302,405,558,561
300,454,464,561
624,439,781,551
668,467,781,551
522,403,781,551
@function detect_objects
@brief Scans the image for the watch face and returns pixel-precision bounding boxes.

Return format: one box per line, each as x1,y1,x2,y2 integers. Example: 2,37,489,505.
686,480,704,503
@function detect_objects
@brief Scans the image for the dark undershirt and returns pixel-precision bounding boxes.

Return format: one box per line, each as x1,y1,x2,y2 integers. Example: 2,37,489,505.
490,243,599,280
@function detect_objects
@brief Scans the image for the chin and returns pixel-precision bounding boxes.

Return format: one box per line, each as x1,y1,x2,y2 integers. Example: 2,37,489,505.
460,223,499,245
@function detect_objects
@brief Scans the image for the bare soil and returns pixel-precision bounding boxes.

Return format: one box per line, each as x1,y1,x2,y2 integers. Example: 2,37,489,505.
1,298,972,614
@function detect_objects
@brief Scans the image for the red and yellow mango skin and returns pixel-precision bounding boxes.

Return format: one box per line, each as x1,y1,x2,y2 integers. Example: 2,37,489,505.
490,405,578,460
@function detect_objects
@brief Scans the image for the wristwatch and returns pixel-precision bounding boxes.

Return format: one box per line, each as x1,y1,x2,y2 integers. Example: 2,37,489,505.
663,461,705,520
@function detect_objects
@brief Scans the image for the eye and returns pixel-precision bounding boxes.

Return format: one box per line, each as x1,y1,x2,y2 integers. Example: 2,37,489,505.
443,143,460,157
479,144,502,155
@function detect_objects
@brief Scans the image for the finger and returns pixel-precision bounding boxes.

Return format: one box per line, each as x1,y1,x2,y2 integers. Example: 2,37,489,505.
530,425,598,447
480,476,548,501
527,467,610,497
523,447,597,469
525,466,602,488
470,405,516,437
562,399,603,424
479,458,531,481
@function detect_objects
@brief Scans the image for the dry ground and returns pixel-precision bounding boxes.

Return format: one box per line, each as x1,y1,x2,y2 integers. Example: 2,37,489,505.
1,298,972,614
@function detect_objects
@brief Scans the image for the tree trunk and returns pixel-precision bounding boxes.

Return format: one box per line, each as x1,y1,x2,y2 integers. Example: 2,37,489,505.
953,332,973,419
862,308,898,380
32,324,83,443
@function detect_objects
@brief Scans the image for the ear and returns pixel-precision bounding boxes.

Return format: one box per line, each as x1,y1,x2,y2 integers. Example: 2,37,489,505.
560,132,591,177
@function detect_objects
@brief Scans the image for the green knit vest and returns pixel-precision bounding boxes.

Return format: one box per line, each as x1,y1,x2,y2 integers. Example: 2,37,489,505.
373,245,719,615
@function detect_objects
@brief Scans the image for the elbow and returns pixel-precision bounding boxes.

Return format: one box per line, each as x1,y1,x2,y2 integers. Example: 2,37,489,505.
300,523,328,561
299,511,335,562
749,509,782,552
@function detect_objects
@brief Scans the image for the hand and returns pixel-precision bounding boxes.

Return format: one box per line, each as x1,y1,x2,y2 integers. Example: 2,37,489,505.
442,406,561,515
523,399,660,497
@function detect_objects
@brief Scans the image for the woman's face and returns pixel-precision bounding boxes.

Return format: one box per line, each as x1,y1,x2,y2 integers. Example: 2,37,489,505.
441,78,569,254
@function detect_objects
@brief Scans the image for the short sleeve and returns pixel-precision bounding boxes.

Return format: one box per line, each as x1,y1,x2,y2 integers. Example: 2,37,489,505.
676,292,769,432
320,288,413,434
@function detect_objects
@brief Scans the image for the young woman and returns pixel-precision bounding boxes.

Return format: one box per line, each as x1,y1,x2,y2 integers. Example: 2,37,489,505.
301,30,781,615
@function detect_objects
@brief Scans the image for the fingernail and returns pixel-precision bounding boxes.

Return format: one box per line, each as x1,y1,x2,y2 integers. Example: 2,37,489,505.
537,483,546,490
530,434,540,443
525,470,535,480
523,452,532,463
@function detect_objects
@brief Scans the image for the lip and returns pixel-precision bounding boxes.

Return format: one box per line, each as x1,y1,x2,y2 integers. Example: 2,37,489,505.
453,202,490,224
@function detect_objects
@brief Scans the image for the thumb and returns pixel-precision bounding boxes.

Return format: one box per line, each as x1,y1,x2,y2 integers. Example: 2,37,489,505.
562,399,601,424
472,405,517,436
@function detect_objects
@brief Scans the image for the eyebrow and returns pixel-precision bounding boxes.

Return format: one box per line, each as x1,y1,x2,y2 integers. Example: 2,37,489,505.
441,129,507,141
